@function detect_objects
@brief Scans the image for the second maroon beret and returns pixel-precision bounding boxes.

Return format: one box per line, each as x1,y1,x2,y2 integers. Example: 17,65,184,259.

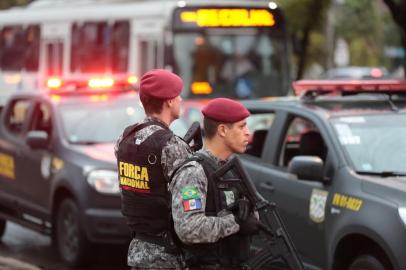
202,98,250,123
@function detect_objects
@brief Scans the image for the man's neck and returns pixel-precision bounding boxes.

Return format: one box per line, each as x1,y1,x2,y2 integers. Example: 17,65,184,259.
204,139,231,161
148,113,171,127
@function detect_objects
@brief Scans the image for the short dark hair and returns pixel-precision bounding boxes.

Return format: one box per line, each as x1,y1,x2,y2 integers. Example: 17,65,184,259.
139,92,165,115
203,117,232,139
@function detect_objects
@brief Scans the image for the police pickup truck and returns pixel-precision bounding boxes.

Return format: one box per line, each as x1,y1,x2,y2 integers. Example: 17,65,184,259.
0,78,186,266
241,80,406,270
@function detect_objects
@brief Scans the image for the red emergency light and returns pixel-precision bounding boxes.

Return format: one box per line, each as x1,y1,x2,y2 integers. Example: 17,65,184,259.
293,80,406,97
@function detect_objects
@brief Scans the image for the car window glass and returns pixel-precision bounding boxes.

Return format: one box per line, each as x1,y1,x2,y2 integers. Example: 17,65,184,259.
5,99,32,134
245,112,274,158
331,114,406,173
31,102,52,135
278,116,327,167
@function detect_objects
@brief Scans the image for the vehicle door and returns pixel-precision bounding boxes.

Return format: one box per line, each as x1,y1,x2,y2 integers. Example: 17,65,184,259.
19,100,54,217
243,111,335,268
0,98,34,203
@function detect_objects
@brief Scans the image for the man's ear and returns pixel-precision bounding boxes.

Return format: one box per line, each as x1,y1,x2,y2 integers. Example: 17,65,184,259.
164,98,173,109
218,124,227,138
166,97,176,108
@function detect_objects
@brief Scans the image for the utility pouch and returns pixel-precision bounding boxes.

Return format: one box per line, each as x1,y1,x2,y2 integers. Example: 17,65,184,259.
163,230,181,255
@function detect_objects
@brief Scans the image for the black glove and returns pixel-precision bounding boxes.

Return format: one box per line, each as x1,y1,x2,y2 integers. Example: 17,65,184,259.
233,198,260,235
235,198,251,222
237,214,261,235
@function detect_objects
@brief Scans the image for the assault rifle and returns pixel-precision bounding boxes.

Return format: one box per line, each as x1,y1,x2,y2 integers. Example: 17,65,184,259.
183,121,203,152
213,156,305,270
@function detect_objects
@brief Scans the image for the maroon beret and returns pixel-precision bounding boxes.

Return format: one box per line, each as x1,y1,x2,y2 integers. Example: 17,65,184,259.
140,69,183,99
202,98,250,123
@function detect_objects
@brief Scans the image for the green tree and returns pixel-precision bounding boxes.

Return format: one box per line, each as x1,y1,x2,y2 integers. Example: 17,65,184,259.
382,0,406,77
279,0,403,79
0,0,31,10
335,0,383,67
278,0,331,79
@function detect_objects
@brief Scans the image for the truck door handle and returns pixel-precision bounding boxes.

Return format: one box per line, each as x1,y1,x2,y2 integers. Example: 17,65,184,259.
259,182,275,192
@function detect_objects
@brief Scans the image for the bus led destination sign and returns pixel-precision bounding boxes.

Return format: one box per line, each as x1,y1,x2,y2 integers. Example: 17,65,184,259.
178,8,276,28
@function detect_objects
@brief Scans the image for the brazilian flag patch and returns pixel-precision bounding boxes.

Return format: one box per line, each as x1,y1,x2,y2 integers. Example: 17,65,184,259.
181,186,200,200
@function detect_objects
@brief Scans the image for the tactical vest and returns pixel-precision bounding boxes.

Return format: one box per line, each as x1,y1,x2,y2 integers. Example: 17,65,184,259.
178,152,251,269
116,121,173,234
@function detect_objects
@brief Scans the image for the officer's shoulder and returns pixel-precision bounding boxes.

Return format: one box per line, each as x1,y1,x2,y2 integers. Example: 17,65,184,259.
123,123,137,136
177,157,204,172
165,134,191,149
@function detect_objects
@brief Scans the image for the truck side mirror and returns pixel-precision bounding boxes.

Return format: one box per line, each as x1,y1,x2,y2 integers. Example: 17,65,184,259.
288,156,324,182
26,130,49,149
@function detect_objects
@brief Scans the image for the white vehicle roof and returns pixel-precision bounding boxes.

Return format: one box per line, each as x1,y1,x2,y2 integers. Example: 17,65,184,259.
0,0,274,25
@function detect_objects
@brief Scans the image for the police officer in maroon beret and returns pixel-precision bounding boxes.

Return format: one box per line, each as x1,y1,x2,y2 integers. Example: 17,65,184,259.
170,98,261,269
115,69,191,269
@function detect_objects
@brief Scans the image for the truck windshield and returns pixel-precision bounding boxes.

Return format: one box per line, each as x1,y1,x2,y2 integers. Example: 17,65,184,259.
58,96,187,144
331,113,406,174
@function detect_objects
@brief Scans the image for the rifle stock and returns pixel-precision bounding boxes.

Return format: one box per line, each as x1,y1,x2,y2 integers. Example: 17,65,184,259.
183,121,203,152
214,155,305,270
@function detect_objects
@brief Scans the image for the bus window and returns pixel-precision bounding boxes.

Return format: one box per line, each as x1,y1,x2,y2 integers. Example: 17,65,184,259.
71,20,129,74
112,21,129,73
24,25,40,71
0,25,40,72
0,26,25,71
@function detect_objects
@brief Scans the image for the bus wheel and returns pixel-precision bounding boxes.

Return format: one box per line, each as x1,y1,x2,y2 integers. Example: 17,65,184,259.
56,198,90,267
0,218,6,239
348,255,386,270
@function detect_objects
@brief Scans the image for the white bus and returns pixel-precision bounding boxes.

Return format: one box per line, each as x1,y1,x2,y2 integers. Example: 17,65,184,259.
0,0,290,103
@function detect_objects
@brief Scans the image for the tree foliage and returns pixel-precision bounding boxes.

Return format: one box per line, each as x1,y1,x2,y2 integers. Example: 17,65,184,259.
382,0,406,77
279,0,405,79
0,0,31,10
277,0,330,79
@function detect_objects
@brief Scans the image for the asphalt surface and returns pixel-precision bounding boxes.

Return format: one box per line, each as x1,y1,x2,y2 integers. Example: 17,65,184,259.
0,222,129,270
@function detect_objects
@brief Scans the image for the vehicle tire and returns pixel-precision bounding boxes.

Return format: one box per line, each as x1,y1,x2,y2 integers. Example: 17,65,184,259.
0,218,6,239
56,198,91,267
244,248,286,270
348,255,386,270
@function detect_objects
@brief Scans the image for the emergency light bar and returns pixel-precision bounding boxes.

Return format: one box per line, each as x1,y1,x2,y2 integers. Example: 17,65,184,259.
293,80,406,97
45,75,138,93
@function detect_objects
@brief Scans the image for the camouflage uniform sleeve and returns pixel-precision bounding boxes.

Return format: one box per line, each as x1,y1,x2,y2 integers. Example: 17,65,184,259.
161,135,192,179
169,161,239,244
114,132,123,158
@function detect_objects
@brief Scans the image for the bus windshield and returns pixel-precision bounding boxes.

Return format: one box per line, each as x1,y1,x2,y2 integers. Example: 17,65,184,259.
172,7,289,99
174,31,288,99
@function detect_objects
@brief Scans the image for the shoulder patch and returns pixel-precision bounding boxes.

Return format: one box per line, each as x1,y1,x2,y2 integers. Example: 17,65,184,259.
183,198,202,212
181,186,199,200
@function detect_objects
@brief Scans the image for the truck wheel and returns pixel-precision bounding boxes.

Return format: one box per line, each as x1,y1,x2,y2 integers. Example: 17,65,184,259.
56,198,90,266
0,218,6,239
348,255,386,270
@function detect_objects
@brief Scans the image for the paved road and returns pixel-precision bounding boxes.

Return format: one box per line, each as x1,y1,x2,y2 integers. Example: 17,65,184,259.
0,222,129,270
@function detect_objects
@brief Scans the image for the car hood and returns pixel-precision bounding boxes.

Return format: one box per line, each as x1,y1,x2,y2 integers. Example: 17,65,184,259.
72,143,116,163
362,175,406,205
